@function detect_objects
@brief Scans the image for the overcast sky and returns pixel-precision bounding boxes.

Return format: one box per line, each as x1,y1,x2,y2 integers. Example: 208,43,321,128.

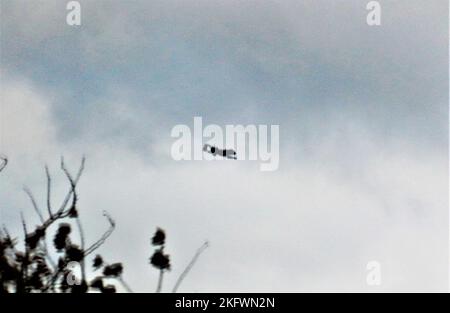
0,0,448,292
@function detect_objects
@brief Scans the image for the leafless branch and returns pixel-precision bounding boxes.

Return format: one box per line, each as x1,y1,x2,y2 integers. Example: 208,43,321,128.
84,211,116,256
172,241,209,293
117,276,134,293
40,157,85,230
35,157,87,292
1,225,11,240
2,157,129,293
61,156,86,281
23,187,45,224
42,166,58,270
75,217,86,281
45,165,53,218
156,269,164,293
19,212,29,293
20,212,28,239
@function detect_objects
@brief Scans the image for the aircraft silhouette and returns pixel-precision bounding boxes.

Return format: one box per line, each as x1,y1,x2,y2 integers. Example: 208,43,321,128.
0,155,7,172
203,144,237,160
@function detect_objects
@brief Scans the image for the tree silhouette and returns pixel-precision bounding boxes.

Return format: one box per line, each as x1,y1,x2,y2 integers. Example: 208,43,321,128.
0,157,208,293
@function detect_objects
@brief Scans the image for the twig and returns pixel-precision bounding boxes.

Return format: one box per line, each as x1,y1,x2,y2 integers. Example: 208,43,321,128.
118,276,134,293
20,212,27,240
75,217,86,281
61,157,86,282
118,278,133,293
172,241,209,293
84,211,115,256
55,157,85,218
1,225,11,241
18,212,29,293
43,165,57,269
23,187,45,223
39,158,86,292
45,165,53,218
40,157,85,230
156,270,164,293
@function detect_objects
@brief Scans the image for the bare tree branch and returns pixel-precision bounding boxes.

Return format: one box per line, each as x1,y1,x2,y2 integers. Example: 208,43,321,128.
172,241,209,293
45,165,53,218
23,187,45,224
35,157,87,292
39,157,85,230
1,157,132,294
2,156,202,294
1,225,11,241
84,211,116,256
18,212,29,293
20,212,28,239
156,269,164,293
61,156,86,281
117,276,134,293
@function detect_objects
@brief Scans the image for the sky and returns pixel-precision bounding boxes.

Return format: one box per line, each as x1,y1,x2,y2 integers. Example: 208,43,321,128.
0,0,448,292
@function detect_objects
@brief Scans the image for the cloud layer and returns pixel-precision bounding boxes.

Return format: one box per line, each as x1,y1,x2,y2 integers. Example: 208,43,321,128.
0,0,448,292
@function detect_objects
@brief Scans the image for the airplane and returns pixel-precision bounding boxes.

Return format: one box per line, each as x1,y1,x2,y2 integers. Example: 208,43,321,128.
203,144,237,160
0,155,7,172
